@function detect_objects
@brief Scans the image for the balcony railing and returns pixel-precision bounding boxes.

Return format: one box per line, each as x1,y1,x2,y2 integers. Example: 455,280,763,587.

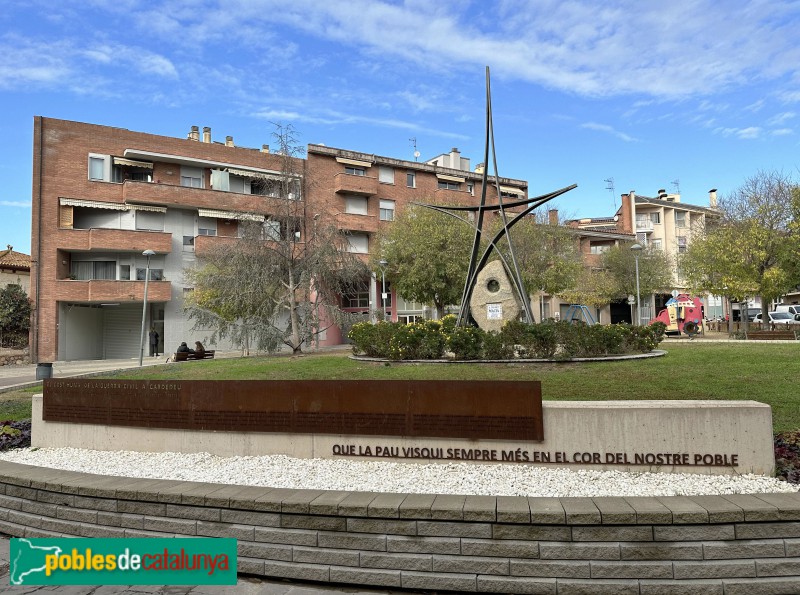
123,180,301,218
54,280,172,303
334,173,378,196
194,234,239,257
58,228,172,253
335,213,379,234
635,220,654,232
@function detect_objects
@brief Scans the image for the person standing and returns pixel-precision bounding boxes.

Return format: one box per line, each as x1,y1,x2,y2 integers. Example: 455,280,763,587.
149,327,160,357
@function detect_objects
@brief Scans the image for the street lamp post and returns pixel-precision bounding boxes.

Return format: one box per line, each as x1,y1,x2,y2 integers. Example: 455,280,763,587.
138,249,156,366
631,243,643,325
378,259,388,321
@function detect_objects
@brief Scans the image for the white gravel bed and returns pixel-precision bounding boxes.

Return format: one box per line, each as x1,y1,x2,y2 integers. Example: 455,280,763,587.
0,447,796,497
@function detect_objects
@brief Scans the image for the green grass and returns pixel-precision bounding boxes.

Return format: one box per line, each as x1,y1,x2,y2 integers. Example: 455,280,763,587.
3,343,799,430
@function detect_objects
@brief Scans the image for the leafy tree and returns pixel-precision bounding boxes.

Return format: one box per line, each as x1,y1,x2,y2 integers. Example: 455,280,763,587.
600,243,674,300
184,124,369,354
681,170,800,318
491,211,583,304
375,203,473,319
0,284,31,348
558,268,617,309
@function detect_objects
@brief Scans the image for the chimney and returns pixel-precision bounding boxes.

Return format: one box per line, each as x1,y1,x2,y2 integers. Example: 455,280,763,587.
261,144,270,153
225,136,234,147
548,209,559,225
202,127,211,143
474,163,485,174
188,126,199,141
709,188,718,208
449,147,460,169
619,191,635,234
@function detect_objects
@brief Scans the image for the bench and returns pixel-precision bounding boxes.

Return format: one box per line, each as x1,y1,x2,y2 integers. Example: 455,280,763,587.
167,350,215,363
746,330,797,341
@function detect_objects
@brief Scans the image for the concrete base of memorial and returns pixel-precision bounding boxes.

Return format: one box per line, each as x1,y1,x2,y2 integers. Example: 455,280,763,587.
32,397,774,475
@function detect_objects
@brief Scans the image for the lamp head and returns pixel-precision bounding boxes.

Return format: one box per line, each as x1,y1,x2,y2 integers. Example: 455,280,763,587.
379,259,388,267
142,249,156,257
630,243,643,252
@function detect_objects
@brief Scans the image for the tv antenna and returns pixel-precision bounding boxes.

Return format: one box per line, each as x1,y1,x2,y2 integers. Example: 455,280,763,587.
604,177,617,210
671,178,680,194
409,137,420,161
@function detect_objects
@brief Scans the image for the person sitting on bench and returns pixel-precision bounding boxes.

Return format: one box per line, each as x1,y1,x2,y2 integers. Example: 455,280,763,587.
177,342,195,355
194,341,206,357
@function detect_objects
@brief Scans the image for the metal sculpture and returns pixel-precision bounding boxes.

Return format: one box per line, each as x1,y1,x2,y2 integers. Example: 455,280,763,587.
415,67,577,327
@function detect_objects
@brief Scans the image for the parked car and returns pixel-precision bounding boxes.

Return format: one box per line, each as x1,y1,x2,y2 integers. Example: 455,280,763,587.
752,312,800,326
774,304,800,317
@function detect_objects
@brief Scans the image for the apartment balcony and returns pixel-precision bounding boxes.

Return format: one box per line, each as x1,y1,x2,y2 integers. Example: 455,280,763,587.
335,213,379,234
57,228,172,253
334,173,378,196
123,180,299,218
54,280,172,303
635,220,654,232
194,234,239,257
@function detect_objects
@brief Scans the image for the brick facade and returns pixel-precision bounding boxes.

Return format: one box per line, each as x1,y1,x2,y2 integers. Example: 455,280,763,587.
31,118,529,361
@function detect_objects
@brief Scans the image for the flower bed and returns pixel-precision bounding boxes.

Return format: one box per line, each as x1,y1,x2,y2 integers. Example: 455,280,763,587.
348,315,666,361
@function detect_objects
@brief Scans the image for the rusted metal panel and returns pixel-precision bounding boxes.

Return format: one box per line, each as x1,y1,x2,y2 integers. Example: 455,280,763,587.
43,379,543,441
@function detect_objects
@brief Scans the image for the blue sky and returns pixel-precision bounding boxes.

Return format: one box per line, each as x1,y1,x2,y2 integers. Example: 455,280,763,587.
2,0,800,255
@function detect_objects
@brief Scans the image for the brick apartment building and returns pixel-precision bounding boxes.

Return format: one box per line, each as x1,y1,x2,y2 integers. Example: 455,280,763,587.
31,117,528,362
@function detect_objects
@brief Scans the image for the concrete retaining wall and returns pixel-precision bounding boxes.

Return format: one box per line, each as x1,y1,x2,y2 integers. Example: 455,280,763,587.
1,461,798,593
32,396,776,475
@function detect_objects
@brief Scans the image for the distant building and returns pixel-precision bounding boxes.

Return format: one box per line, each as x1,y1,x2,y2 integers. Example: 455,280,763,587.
0,245,31,293
567,188,722,322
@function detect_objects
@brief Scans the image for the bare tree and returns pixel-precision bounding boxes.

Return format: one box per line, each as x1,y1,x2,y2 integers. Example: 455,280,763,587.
184,124,369,353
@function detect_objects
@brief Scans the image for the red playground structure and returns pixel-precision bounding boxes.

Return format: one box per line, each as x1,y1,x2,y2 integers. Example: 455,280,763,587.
649,294,704,336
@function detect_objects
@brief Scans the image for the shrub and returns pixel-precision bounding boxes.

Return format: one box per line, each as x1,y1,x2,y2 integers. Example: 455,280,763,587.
446,326,485,360
388,320,446,360
482,331,513,360
348,321,397,358
0,420,30,451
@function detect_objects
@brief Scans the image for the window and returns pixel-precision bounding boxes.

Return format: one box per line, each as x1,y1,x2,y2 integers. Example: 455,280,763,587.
406,172,416,188
119,264,130,280
183,236,195,250
345,196,368,215
343,284,370,309
135,211,165,231
589,244,610,254
71,261,116,280
651,239,663,250
210,170,230,191
263,220,281,241
378,166,394,184
650,212,661,224
345,166,366,176
346,232,369,254
677,236,687,253
136,268,164,281
198,217,217,236
675,211,686,228
467,183,474,196
180,166,203,188
379,200,395,221
88,155,109,181
438,180,460,190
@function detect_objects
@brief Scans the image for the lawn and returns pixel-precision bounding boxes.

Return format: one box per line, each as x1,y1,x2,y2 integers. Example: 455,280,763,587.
3,342,799,430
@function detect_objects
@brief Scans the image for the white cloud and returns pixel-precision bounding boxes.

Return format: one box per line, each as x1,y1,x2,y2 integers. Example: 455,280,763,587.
771,128,793,136
767,111,795,126
715,126,762,139
581,122,636,142
0,201,30,208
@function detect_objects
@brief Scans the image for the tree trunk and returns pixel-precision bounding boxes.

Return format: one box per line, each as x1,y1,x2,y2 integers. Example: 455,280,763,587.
287,268,302,353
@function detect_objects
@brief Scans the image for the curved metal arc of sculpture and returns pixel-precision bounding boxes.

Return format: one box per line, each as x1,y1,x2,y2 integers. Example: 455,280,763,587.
414,181,577,326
